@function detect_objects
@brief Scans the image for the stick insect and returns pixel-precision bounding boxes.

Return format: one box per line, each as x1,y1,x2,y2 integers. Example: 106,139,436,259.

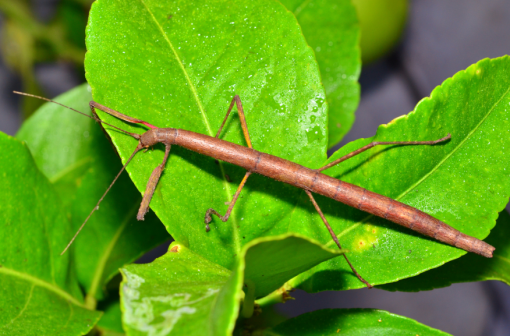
16,92,495,288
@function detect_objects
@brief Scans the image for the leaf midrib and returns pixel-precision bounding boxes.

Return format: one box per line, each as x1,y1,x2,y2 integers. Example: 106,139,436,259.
86,201,140,305
137,0,240,253
0,266,84,307
49,157,92,184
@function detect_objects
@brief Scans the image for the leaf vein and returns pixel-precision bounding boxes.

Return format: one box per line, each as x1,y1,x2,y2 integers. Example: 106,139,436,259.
137,0,240,252
0,267,84,307
86,200,141,303
0,284,35,329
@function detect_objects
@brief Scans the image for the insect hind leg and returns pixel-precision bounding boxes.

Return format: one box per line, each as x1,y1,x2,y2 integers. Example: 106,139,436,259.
305,190,372,288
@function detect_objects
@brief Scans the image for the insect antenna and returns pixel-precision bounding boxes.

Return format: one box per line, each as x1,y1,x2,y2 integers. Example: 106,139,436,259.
13,91,141,140
14,91,145,254
60,143,143,255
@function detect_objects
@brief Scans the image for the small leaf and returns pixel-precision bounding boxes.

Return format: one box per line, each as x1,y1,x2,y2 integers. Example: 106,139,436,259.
120,243,236,336
120,234,343,335
85,0,327,270
97,298,125,335
242,234,344,298
379,210,510,292
16,84,169,301
281,0,361,147
267,309,450,335
290,56,510,291
0,132,101,334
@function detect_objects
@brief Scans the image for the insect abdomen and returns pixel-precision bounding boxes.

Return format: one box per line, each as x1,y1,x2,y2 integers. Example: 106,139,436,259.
326,178,495,258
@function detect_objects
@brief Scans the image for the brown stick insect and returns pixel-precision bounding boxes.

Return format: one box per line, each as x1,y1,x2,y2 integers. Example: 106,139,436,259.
16,92,495,288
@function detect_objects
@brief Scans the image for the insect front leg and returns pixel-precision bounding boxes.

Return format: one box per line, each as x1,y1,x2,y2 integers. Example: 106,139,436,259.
137,144,171,220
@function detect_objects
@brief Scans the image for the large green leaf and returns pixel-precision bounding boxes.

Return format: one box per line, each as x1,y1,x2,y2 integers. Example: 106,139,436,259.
267,309,450,335
85,0,327,269
0,132,101,335
119,234,343,335
86,0,510,292
290,56,510,291
16,84,169,303
280,0,361,147
379,209,510,292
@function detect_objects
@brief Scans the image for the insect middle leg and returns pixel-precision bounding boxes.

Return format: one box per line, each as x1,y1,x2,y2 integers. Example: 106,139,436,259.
204,96,253,231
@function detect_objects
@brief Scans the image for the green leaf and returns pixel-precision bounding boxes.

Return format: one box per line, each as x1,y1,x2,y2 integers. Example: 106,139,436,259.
267,309,450,335
16,84,169,302
0,132,101,335
86,0,510,293
97,298,125,335
242,234,344,299
120,242,237,336
352,0,408,64
119,234,342,335
16,84,96,204
290,56,510,291
85,0,327,269
280,0,361,147
379,209,510,292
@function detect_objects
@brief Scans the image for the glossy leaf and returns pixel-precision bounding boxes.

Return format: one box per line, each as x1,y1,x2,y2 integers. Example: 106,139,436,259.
290,56,510,291
379,210,510,292
87,0,510,292
85,0,327,269
280,0,361,147
242,234,344,299
267,309,450,335
120,242,237,336
0,132,101,334
119,234,343,335
16,84,169,301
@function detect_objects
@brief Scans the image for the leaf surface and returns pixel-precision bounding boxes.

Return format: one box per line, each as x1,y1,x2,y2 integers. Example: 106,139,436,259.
16,84,169,301
267,309,450,335
379,210,510,291
86,0,510,292
290,56,510,291
0,132,101,335
120,242,237,336
85,0,327,269
280,0,361,147
242,234,344,298
120,234,342,335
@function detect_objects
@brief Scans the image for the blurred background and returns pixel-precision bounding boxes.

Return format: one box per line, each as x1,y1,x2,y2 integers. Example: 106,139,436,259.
1,0,510,335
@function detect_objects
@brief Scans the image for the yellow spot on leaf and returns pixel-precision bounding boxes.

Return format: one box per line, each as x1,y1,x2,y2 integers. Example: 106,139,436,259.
353,227,379,251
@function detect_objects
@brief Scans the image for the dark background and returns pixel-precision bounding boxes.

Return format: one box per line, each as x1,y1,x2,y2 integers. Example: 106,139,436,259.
1,1,510,335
